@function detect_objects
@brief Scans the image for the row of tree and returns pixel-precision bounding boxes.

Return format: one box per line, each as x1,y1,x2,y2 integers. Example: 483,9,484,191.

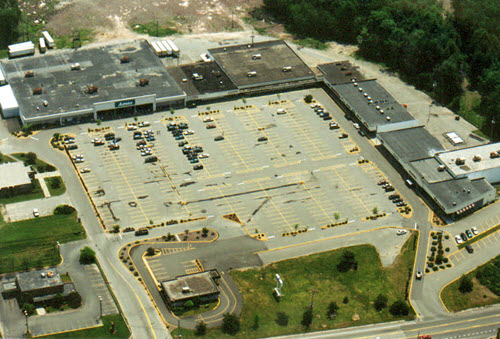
0,0,21,49
261,0,499,139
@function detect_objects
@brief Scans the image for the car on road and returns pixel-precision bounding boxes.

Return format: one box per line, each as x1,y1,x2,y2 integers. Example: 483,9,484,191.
460,233,468,242
465,230,473,239
135,228,149,236
471,227,478,235
465,244,474,253
33,208,39,217
416,269,423,280
214,135,224,141
396,229,407,235
193,164,204,170
455,235,463,244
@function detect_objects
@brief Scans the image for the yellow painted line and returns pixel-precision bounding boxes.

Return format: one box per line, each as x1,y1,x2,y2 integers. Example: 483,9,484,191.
407,230,420,318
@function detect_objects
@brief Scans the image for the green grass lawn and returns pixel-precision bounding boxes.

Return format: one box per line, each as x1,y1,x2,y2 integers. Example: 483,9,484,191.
0,179,44,205
42,314,130,338
0,211,85,274
175,233,417,338
132,21,179,37
11,153,56,173
173,300,219,318
44,176,67,196
0,153,16,163
441,257,500,312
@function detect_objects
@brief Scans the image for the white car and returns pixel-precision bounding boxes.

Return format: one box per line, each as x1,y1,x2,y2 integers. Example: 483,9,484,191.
396,229,407,235
353,123,360,130
33,208,39,217
183,130,195,135
455,235,463,244
80,168,91,173
471,227,478,235
127,124,137,131
203,117,214,122
199,153,209,159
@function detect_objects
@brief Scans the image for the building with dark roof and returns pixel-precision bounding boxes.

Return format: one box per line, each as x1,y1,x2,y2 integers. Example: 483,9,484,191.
1,267,64,300
207,40,316,90
1,40,185,125
318,61,366,85
160,269,220,308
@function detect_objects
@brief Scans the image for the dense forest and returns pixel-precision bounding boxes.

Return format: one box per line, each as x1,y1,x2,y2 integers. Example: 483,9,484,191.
260,0,499,140
0,0,21,49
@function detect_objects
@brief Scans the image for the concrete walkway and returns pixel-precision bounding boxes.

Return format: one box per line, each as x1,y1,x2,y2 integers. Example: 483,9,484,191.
34,170,62,198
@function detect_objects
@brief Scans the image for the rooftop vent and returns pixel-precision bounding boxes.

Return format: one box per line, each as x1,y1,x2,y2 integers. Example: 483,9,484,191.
351,78,356,82
25,70,34,78
120,56,130,63
70,63,81,71
353,82,358,87
41,272,46,278
87,85,98,94
367,96,372,101
453,201,457,206
438,165,446,172
139,79,149,87
376,105,380,110
182,286,190,293
33,87,42,95
282,66,292,72
192,73,203,81
247,71,257,77
358,88,363,92
379,109,384,114
472,154,482,162
455,157,466,165
386,116,391,121
252,54,261,60
363,92,368,97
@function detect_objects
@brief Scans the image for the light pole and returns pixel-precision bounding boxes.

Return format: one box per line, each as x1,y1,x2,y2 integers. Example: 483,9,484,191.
99,296,103,319
24,310,30,335
309,289,319,309
491,119,496,140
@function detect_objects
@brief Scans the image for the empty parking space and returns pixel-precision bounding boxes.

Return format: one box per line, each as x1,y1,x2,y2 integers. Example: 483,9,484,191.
66,89,401,237
83,265,118,316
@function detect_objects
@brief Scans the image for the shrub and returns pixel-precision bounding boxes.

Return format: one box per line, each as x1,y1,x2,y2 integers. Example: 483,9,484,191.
184,300,194,309
222,313,240,335
337,250,358,272
304,94,313,103
146,247,155,256
79,246,96,265
54,204,76,215
26,152,37,165
22,303,36,315
67,291,82,309
374,294,388,311
458,275,473,294
389,300,409,316
195,320,207,336
301,308,313,328
327,301,339,318
202,227,209,237
343,296,349,304
275,312,289,326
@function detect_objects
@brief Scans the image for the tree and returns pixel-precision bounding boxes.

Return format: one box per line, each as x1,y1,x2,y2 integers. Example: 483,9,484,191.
26,152,37,165
202,227,209,237
184,300,194,309
22,303,36,315
79,246,96,265
389,300,409,316
301,308,313,329
66,291,82,309
275,311,289,326
337,250,358,272
252,313,260,330
372,206,378,215
343,296,349,304
0,0,21,49
53,133,61,141
54,204,76,215
222,313,240,335
458,275,473,294
146,247,155,256
374,294,388,311
304,94,313,103
327,301,338,319
195,320,206,336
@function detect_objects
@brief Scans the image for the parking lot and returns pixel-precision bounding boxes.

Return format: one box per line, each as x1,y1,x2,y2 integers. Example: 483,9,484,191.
68,88,403,238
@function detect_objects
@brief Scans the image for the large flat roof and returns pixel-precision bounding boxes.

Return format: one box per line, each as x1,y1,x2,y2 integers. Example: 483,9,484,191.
208,40,315,89
16,267,62,292
0,162,32,188
167,62,237,97
333,80,415,130
161,270,220,303
437,142,500,177
318,61,366,85
378,126,445,163
427,177,494,213
1,40,184,119
410,158,454,184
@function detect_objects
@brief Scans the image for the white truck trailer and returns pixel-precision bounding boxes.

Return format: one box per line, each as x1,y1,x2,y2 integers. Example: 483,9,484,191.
39,38,46,53
160,41,173,56
166,40,179,57
8,42,35,58
42,31,55,48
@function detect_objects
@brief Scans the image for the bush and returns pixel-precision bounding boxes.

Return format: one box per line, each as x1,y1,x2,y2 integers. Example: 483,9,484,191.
389,300,409,316
54,204,76,215
195,320,206,336
222,313,240,335
202,227,209,237
327,301,339,318
301,308,313,328
304,94,313,103
49,177,62,189
184,300,194,309
337,250,358,272
66,291,82,309
275,311,289,326
23,303,36,315
374,294,388,311
146,247,155,256
252,313,260,330
458,275,473,294
343,296,349,304
79,246,96,265
26,152,37,165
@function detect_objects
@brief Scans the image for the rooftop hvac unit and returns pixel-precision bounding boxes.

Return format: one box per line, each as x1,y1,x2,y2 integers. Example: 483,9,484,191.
455,157,466,165
192,73,203,81
386,116,391,121
379,109,384,114
358,87,363,92
87,85,98,94
353,82,358,87
71,63,81,71
363,92,368,97
33,87,42,95
247,71,257,77
438,165,446,172
282,66,292,72
472,154,482,162
139,79,149,87
351,78,356,82
120,56,130,63
25,70,34,78
182,286,190,293
490,151,500,159
252,54,261,60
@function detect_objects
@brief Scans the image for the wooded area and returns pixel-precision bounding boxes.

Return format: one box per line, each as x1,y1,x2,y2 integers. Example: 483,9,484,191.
0,0,21,49
261,0,499,140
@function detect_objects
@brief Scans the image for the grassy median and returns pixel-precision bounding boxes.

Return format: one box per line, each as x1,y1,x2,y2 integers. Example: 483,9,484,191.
42,314,130,338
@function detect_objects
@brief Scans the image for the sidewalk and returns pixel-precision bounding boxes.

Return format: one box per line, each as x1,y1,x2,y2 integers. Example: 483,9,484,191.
34,170,62,198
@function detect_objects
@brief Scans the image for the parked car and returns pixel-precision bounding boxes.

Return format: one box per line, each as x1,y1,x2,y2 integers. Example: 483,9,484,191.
471,227,478,235
193,164,204,170
323,115,332,120
358,130,366,137
339,133,348,139
396,202,407,207
455,235,463,244
465,230,473,239
257,136,268,142
167,123,177,131
33,208,39,217
206,124,216,129
388,194,400,200
80,168,91,173
329,122,339,130
178,141,188,147
199,153,209,159
203,117,214,122
416,269,423,280
460,233,467,242
214,135,224,141
465,244,474,254
385,186,395,192
145,156,157,163
396,229,407,235
183,130,195,135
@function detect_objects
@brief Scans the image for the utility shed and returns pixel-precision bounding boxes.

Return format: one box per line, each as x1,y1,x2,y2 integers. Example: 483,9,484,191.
161,269,220,308
0,85,19,118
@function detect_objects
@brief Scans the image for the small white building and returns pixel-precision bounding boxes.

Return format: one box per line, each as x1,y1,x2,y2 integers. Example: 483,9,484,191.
0,85,19,118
